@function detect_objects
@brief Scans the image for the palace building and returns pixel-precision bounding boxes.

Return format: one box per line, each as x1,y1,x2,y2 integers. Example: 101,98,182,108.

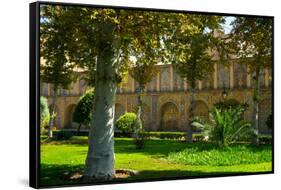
41,61,272,134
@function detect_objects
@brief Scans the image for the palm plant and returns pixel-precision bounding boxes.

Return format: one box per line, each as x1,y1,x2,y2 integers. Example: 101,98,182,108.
192,106,251,147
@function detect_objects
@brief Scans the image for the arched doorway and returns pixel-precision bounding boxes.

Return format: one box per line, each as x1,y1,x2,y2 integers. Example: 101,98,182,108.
259,99,272,134
193,100,209,121
64,104,77,128
160,102,179,131
193,100,209,132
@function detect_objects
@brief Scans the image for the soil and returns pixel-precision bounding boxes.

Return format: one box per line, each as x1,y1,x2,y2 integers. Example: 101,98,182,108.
61,169,139,181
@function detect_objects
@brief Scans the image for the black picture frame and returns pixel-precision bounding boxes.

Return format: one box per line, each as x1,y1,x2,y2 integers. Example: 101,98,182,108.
30,1,274,188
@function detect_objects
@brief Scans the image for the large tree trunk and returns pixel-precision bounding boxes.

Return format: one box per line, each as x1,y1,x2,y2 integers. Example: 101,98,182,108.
84,29,118,180
252,68,261,145
48,87,58,138
187,87,195,142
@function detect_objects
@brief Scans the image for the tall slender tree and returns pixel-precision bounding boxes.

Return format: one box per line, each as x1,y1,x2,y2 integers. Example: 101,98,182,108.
165,15,223,141
40,6,76,137
231,17,273,144
130,55,159,139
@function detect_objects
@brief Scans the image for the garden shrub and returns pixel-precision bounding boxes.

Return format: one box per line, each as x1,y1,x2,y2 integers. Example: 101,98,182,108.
54,130,74,140
141,131,185,140
192,106,251,147
40,96,50,131
72,89,94,133
193,134,205,142
266,113,273,129
258,135,272,144
115,112,137,133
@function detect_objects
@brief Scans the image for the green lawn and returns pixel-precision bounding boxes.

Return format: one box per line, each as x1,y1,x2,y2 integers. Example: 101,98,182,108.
40,137,272,186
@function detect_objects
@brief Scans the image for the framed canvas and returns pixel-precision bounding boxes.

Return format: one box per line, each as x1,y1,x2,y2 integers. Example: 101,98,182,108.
30,1,274,188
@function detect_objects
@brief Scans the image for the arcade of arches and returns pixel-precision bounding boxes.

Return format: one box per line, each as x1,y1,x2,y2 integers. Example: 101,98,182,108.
41,63,272,134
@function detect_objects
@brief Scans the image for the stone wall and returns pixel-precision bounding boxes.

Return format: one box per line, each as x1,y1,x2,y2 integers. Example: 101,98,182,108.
42,63,273,134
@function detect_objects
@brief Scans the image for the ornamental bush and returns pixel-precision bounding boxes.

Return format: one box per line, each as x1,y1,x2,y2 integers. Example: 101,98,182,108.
192,106,251,147
72,89,94,131
40,96,50,130
115,112,137,133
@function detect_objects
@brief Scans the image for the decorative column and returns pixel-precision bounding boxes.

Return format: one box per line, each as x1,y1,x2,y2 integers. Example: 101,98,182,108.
246,65,251,88
132,77,135,93
170,66,173,91
157,72,160,92
213,63,218,89
198,81,202,90
230,62,234,89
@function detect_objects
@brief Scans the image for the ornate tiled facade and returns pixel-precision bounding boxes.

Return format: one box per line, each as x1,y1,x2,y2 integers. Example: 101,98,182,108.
41,61,272,134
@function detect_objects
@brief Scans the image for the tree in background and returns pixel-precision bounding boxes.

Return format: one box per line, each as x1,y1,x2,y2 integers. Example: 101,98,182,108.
129,40,161,139
40,6,76,138
231,17,273,144
165,15,224,142
72,89,95,134
40,96,50,133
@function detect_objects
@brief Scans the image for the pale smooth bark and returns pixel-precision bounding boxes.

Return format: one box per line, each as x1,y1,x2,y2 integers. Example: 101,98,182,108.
187,87,195,142
252,68,261,145
134,87,144,139
84,43,118,180
48,87,58,138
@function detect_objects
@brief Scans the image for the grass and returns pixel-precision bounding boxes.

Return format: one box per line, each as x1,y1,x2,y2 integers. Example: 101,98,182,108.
167,145,272,166
40,137,272,187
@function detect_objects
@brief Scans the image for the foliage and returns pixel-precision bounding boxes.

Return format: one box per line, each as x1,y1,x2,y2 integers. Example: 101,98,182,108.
142,131,185,140
115,112,137,133
192,106,251,147
40,96,50,130
72,89,95,127
258,135,272,144
163,16,224,141
190,116,206,132
266,113,273,129
165,16,223,89
214,99,249,111
40,6,171,86
231,17,273,144
133,134,145,149
40,7,77,90
167,144,272,166
231,17,273,73
54,130,74,141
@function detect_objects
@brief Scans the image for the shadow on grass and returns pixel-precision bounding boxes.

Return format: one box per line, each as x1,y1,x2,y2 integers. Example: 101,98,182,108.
40,163,258,187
